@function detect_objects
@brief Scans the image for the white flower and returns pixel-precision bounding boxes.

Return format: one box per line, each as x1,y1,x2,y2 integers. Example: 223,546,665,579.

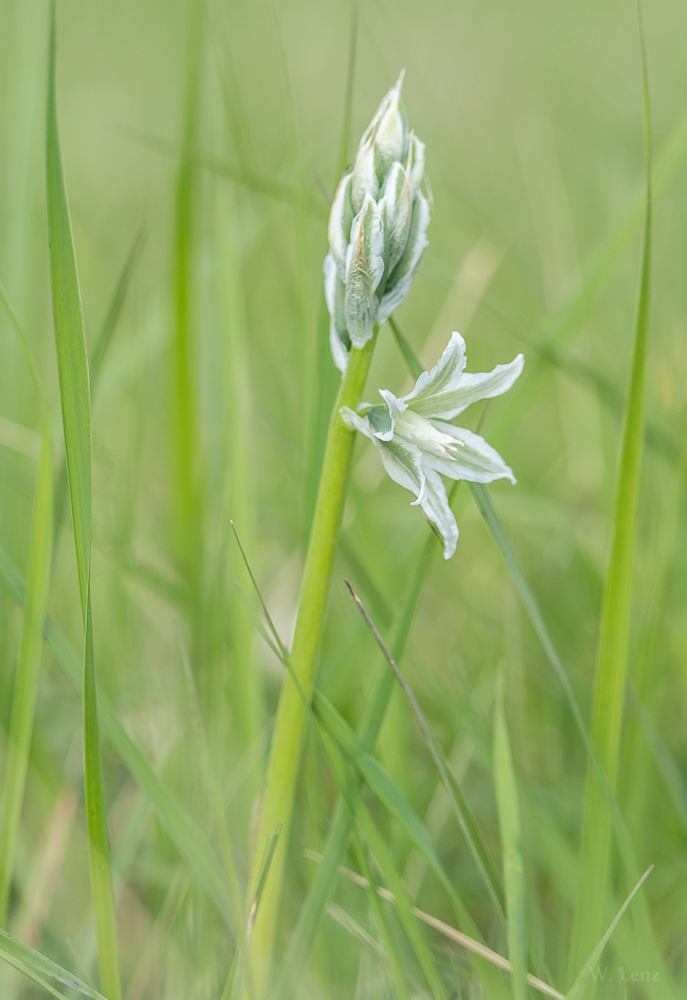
325,72,430,369
341,332,524,558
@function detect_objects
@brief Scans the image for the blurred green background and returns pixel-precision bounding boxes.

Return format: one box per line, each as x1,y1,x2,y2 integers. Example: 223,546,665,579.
1,0,686,996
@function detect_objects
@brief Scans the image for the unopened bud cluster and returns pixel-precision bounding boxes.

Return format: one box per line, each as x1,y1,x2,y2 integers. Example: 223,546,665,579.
324,72,431,371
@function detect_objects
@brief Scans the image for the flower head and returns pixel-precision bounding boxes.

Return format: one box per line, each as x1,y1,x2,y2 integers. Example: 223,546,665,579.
325,72,430,372
341,332,524,558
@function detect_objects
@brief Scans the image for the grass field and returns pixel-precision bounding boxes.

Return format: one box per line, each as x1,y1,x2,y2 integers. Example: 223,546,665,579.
1,1,687,998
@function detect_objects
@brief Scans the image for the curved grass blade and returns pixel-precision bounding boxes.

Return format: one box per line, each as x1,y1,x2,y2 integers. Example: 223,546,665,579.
0,928,107,1000
493,676,527,1000
0,541,238,930
0,419,52,925
345,582,506,923
313,691,474,932
566,867,654,1000
170,0,204,568
0,287,53,928
318,858,565,1000
352,836,411,1000
568,9,653,981
279,515,448,990
120,126,328,219
53,227,146,543
89,226,146,386
46,3,91,610
46,6,120,994
355,802,448,1000
468,484,668,988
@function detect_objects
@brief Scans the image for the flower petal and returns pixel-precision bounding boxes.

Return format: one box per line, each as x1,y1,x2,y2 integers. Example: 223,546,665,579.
339,405,373,440
377,191,430,325
399,331,467,409
418,467,459,559
376,389,407,439
344,194,385,348
410,352,525,420
328,172,354,279
421,422,516,484
364,403,394,440
381,161,413,277
351,138,380,214
324,252,351,373
409,133,425,195
373,71,408,177
374,437,426,506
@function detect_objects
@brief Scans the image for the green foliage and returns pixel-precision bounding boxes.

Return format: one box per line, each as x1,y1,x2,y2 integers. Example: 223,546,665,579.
0,1,685,999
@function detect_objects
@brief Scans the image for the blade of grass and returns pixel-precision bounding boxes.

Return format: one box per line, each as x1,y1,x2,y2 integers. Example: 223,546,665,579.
46,6,120,996
0,287,53,929
493,675,528,1000
234,525,512,1000
89,227,146,385
174,623,245,922
170,0,204,569
231,524,468,1000
345,582,506,923
0,541,238,931
0,419,52,925
568,9,653,983
355,802,449,1000
52,228,147,547
468,483,669,991
352,835,411,1000
214,190,263,756
279,504,450,990
566,867,654,1000
391,315,668,988
313,690,474,931
0,928,107,1000
120,126,328,219
314,857,565,1000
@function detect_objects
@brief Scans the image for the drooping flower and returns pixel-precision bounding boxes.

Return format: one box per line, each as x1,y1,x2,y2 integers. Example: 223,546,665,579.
324,72,430,372
340,332,524,558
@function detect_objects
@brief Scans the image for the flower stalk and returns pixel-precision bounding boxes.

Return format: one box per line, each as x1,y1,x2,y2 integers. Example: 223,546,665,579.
247,73,429,994
248,332,377,993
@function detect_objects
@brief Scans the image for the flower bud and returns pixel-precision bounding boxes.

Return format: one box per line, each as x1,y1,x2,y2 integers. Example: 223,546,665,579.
325,72,429,371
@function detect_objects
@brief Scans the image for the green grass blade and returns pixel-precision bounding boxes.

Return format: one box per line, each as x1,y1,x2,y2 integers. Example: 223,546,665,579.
89,227,145,386
355,803,449,1000
279,522,444,988
346,582,506,923
0,418,53,925
566,868,654,1000
0,279,44,397
53,227,145,543
82,598,120,998
46,6,120,995
170,0,204,566
568,12,652,981
46,14,91,613
121,126,328,218
468,483,669,991
0,541,238,930
388,317,423,380
0,928,107,1000
215,198,264,757
175,625,245,926
352,836,411,1000
313,691,473,931
493,676,528,1000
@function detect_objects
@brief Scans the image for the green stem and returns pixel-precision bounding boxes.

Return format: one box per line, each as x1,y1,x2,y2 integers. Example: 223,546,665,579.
248,332,377,995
